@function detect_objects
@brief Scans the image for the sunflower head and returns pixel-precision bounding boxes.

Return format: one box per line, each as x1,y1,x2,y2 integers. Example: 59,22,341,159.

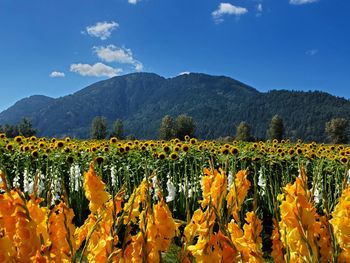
169,152,179,160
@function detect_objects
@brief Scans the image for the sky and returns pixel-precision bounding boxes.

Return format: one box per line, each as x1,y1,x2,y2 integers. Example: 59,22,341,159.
0,0,349,111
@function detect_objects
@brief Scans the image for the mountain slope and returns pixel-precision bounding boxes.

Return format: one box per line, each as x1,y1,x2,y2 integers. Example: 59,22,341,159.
0,72,349,141
0,95,55,124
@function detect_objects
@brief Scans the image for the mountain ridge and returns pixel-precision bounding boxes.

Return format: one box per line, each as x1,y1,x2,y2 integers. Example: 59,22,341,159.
1,72,349,141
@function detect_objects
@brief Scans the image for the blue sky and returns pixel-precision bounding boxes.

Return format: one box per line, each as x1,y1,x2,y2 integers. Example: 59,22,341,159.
0,0,349,111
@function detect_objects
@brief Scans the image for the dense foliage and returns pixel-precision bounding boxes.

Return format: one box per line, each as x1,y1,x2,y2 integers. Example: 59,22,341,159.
1,73,350,141
1,133,350,261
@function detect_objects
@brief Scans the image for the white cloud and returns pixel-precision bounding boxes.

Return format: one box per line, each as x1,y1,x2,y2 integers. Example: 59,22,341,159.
85,21,119,40
128,0,141,4
134,62,143,72
306,49,318,56
178,71,190,76
93,45,143,71
290,0,319,5
257,3,263,13
212,3,248,23
49,71,65,78
70,63,122,78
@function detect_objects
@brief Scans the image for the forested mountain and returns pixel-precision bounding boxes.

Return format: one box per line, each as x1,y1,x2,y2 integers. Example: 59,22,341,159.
0,72,349,141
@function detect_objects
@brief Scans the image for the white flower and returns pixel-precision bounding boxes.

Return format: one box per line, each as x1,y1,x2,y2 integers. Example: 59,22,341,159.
69,164,82,192
111,166,117,186
23,168,34,194
13,174,20,188
227,172,233,190
314,188,322,204
188,186,193,198
74,165,82,192
258,168,267,196
258,169,266,188
166,179,176,203
37,172,45,196
69,165,75,192
152,176,159,201
49,166,62,202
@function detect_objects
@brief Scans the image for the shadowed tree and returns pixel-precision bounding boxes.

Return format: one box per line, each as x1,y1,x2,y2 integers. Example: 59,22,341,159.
267,115,284,141
91,116,108,140
159,115,175,140
1,124,19,138
174,114,196,140
18,118,37,137
236,121,251,141
325,118,348,144
110,119,124,139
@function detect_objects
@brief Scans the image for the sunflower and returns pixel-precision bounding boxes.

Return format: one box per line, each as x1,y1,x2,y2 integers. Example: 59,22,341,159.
221,148,229,155
64,147,71,153
288,148,295,156
230,147,239,155
169,152,179,160
5,143,14,151
31,150,39,158
56,141,64,148
340,156,348,164
182,144,189,152
14,136,22,143
119,147,125,154
189,138,197,145
158,152,166,160
163,145,170,153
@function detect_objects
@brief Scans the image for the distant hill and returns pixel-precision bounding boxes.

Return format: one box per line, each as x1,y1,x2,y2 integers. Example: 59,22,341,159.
1,72,349,141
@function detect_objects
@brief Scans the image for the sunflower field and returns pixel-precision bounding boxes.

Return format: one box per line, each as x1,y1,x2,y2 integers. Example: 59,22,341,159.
1,133,350,262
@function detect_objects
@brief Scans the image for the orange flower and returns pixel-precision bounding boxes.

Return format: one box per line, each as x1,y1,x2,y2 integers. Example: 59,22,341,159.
27,196,50,246
330,186,350,260
84,164,111,213
201,168,227,210
0,235,16,262
278,167,323,262
48,202,76,262
226,170,251,222
0,190,23,241
271,219,284,263
123,180,148,224
30,250,49,263
153,198,177,251
13,213,41,262
227,211,264,262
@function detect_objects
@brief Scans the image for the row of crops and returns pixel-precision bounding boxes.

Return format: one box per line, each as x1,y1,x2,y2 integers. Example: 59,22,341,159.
1,133,350,262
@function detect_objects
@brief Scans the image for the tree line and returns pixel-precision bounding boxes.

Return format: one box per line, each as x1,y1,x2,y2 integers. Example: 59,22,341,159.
235,115,348,144
1,115,348,144
0,118,37,137
90,114,196,141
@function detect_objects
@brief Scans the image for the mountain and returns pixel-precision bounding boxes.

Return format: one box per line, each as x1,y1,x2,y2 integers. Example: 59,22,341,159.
0,72,349,141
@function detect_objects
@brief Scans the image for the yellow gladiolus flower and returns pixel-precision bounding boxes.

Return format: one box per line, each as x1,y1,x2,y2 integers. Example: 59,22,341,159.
226,170,251,222
84,164,111,213
153,198,178,251
48,202,76,261
0,235,16,262
330,186,350,260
